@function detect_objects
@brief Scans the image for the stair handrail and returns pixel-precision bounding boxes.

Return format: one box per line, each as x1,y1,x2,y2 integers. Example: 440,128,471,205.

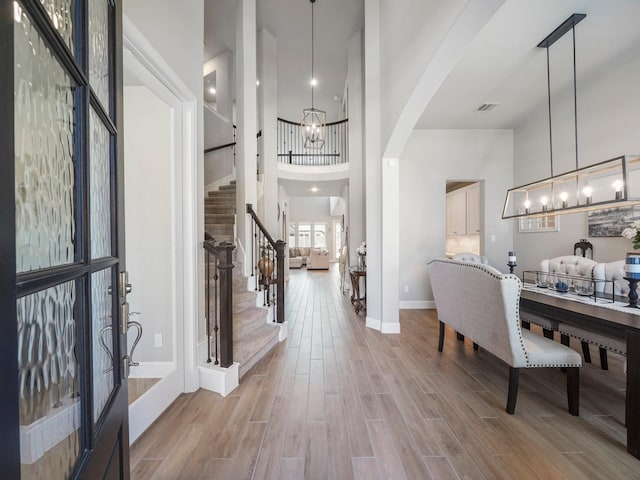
203,234,235,368
246,204,285,324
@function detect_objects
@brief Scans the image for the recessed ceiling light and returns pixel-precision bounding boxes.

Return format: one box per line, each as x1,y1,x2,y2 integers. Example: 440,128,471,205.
256,80,260,86
310,187,319,192
209,87,216,94
310,78,318,87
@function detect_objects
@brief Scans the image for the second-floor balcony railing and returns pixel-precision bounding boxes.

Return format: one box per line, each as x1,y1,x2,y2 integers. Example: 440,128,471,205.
277,117,348,166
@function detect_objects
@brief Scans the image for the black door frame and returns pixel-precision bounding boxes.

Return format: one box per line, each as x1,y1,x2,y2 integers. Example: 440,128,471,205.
0,0,128,477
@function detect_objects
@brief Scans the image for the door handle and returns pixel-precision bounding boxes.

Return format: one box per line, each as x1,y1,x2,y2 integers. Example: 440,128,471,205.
122,355,131,379
119,271,132,297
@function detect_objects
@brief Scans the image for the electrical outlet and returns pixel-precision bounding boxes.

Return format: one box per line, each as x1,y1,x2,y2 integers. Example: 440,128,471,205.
404,284,409,293
154,333,163,348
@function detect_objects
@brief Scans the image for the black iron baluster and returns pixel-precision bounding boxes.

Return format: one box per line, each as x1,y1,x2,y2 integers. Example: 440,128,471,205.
213,255,219,365
206,249,212,363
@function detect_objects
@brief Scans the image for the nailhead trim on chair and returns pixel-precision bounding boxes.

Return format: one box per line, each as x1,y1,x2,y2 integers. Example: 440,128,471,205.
558,329,626,355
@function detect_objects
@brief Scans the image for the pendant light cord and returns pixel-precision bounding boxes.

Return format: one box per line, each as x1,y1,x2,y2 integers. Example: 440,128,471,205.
546,46,553,177
311,0,315,109
573,24,579,171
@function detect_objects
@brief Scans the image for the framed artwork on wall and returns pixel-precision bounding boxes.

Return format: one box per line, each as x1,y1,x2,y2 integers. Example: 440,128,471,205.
588,205,640,237
518,215,559,233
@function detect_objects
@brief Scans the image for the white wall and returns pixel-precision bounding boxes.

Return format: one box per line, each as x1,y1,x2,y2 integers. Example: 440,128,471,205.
289,196,331,222
125,1,203,107
124,1,204,391
400,129,514,305
124,86,174,362
203,50,233,120
259,28,279,234
513,46,640,272
204,148,234,189
379,0,467,149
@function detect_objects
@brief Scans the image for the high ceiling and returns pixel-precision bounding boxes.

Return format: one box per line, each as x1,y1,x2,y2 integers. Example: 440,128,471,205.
203,0,640,196
416,0,640,130
204,0,364,123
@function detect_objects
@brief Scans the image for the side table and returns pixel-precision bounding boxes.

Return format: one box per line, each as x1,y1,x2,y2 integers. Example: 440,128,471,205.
349,267,366,314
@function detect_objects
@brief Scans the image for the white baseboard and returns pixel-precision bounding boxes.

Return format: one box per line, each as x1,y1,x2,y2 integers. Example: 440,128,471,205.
381,322,401,334
277,321,288,341
199,362,239,397
129,371,181,443
128,361,174,379
399,300,436,309
205,174,235,194
365,317,401,334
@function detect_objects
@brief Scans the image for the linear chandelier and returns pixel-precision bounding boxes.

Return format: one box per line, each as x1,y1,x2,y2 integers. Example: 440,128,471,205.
502,14,640,219
301,0,326,149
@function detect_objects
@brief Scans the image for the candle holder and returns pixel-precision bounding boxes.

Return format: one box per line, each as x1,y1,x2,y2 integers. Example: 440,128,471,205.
507,251,517,274
624,276,639,308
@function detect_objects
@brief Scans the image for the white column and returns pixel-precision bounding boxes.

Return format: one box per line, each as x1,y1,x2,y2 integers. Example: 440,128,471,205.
348,29,365,265
364,0,382,330
235,0,257,274
381,157,400,331
258,28,279,236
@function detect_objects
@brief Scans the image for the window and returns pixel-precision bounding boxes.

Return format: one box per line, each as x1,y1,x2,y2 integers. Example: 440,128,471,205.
289,224,296,247
298,223,311,247
334,220,342,259
313,223,326,249
288,221,331,251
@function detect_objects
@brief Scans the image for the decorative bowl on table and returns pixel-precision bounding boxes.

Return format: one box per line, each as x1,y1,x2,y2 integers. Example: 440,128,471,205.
553,280,569,293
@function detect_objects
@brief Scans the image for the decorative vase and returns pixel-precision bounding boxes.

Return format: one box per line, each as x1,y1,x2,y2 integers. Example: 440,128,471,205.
258,256,274,277
358,254,366,270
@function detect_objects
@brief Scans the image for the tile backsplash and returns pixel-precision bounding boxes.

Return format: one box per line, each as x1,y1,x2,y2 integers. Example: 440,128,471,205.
446,235,480,257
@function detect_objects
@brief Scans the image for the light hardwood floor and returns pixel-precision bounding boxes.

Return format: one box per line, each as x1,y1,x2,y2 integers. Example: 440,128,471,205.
130,265,640,479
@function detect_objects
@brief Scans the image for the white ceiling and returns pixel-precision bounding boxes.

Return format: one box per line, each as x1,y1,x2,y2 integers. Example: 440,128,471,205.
416,0,640,129
279,177,347,197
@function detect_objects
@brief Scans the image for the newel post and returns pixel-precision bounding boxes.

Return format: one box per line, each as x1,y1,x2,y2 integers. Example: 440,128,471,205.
275,240,286,324
218,244,235,367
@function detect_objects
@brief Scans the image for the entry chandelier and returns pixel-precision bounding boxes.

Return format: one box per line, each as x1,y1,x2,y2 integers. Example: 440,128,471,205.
502,14,640,219
301,0,326,149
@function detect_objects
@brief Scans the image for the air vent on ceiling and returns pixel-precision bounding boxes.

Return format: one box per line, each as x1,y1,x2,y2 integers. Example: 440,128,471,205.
477,103,498,111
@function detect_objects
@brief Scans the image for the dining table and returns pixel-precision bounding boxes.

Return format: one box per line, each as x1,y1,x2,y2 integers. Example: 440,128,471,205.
520,286,640,459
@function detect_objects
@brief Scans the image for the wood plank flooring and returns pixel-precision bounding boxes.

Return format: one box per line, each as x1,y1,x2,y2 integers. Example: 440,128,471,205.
131,265,640,479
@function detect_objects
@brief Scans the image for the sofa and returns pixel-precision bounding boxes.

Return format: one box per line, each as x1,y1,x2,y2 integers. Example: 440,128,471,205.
288,247,311,269
289,247,330,269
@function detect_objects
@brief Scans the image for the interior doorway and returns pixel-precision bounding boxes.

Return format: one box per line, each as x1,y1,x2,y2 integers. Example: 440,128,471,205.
445,180,484,258
122,21,198,444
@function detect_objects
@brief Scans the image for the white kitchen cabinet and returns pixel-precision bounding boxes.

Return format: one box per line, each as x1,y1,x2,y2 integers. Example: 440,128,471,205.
466,184,481,234
446,183,481,236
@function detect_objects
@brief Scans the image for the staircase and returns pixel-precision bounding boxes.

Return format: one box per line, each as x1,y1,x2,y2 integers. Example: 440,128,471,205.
205,181,280,380
232,268,280,379
205,182,236,243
